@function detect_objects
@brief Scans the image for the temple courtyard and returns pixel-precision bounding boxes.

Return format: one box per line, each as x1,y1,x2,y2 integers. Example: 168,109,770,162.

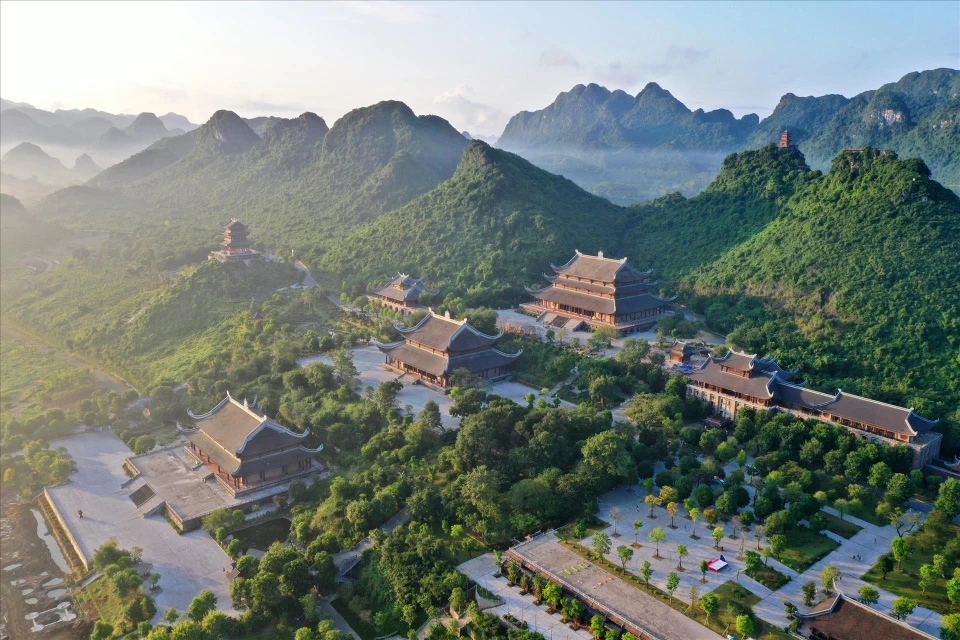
45,431,236,617
298,345,572,431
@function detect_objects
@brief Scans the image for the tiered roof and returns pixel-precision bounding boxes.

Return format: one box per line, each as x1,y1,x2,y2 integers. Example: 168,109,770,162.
686,351,797,400
222,218,251,249
777,382,938,437
180,393,321,476
371,273,438,304
794,593,933,640
376,311,521,378
527,250,675,316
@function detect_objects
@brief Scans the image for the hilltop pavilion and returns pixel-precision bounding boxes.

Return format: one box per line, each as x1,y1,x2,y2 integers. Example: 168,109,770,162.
523,250,675,334
210,219,262,263
375,310,521,389
367,273,438,315
178,393,322,495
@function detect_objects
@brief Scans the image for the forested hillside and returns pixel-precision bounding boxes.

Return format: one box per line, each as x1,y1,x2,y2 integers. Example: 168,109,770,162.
321,141,627,305
686,148,960,423
0,194,65,259
749,68,960,193
31,102,469,268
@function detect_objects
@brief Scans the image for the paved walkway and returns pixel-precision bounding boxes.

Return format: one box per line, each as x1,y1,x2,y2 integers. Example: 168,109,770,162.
320,597,361,640
591,483,942,638
46,432,236,618
459,553,594,640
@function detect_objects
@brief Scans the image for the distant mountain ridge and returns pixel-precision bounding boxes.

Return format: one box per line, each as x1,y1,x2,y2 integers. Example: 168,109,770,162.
497,69,959,202
1,142,101,201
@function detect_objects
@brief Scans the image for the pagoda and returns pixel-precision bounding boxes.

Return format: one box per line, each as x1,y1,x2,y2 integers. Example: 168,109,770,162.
778,130,798,151
375,310,521,389
210,218,262,263
178,392,322,495
523,250,675,333
367,273,439,315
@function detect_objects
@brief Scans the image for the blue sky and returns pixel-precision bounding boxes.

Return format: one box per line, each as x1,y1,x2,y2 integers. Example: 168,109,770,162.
2,1,957,135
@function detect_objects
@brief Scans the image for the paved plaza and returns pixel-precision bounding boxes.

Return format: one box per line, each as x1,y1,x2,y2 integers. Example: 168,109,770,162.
298,345,572,431
505,535,722,640
458,554,594,640
46,431,236,617
592,484,943,638
496,309,660,358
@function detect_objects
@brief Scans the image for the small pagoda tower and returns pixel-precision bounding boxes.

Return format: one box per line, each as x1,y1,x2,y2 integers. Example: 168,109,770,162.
778,130,797,150
210,219,262,263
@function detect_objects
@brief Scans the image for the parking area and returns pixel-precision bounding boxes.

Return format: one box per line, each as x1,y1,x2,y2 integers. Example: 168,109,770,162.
46,432,235,617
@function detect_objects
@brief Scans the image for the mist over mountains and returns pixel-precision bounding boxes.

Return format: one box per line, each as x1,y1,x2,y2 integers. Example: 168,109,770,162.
497,68,959,203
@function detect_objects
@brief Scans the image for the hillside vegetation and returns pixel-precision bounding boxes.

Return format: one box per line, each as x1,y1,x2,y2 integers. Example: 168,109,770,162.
321,141,627,305
686,148,960,422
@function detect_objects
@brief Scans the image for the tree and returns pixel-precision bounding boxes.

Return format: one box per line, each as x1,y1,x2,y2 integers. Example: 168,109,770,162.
610,507,622,535
617,337,651,370
890,510,922,538
450,587,467,614
891,597,916,621
331,349,359,387
834,498,849,521
617,545,634,573
633,519,643,545
821,565,841,591
667,502,679,528
187,590,217,622
92,621,114,640
934,478,960,517
689,507,702,539
640,560,653,586
744,550,762,573
573,520,587,543
802,581,816,606
676,544,688,570
868,462,893,494
878,554,895,580
649,527,666,558
590,615,605,639
711,526,725,550
769,534,787,560
689,584,700,611
592,532,612,558
666,572,680,598
645,494,659,517
858,585,880,605
735,615,755,639
948,575,960,607
891,537,910,570
754,524,765,550
700,592,719,620
699,560,709,583
736,449,748,469
921,564,940,592
941,613,960,640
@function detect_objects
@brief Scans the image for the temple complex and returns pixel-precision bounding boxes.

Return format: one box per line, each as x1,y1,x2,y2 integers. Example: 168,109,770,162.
375,310,521,389
210,218,262,263
684,351,941,468
523,250,675,334
367,273,438,315
178,393,322,496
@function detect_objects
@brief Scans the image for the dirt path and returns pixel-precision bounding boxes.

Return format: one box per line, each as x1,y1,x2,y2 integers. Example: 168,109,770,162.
0,326,134,394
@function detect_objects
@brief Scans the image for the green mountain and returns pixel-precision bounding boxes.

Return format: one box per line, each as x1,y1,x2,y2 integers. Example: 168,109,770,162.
321,140,627,304
498,82,760,203
749,69,960,192
621,144,815,278
499,70,959,204
35,101,469,267
684,148,960,417
0,194,65,259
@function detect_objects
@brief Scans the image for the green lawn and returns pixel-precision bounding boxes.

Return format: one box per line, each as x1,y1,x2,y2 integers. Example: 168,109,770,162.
75,575,135,628
556,518,612,541
778,525,840,573
819,511,862,539
862,538,957,614
746,563,791,590
709,582,793,640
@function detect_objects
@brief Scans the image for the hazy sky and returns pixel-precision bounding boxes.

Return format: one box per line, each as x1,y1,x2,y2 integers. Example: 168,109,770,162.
2,1,957,135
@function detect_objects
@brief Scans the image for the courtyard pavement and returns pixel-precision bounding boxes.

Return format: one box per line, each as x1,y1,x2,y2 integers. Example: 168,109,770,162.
47,431,236,618
591,483,942,638
458,553,594,640
298,345,573,431
496,309,660,358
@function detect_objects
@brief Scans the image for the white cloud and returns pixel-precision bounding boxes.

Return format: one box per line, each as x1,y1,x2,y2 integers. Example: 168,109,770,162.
595,46,710,88
342,1,428,24
539,47,581,69
432,85,505,136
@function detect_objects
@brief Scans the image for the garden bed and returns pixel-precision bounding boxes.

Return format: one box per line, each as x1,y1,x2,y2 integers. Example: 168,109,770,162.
819,512,862,539
746,564,791,590
778,525,840,573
